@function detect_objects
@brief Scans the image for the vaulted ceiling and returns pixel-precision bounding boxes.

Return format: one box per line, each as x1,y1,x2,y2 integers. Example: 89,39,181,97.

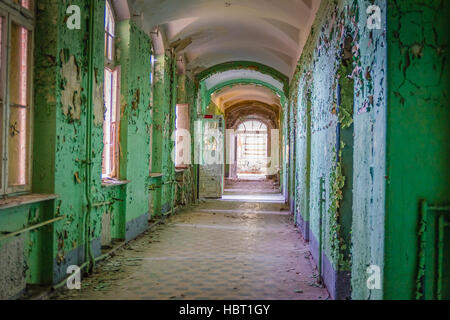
128,0,320,78
212,84,281,111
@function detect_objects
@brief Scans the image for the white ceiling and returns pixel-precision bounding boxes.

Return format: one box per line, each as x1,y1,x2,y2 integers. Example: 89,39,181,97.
128,0,320,78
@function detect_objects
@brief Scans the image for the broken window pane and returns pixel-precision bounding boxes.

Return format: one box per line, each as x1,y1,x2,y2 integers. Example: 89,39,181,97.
8,24,30,187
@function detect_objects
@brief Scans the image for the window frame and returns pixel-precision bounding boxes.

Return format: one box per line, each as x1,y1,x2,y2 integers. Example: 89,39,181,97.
175,104,190,169
102,65,120,179
0,1,35,196
102,0,120,181
104,0,116,66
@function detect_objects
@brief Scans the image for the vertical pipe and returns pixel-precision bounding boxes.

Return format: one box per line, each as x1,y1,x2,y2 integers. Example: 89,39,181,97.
416,200,428,300
169,50,177,214
318,177,325,285
336,83,341,162
437,214,444,300
84,0,96,272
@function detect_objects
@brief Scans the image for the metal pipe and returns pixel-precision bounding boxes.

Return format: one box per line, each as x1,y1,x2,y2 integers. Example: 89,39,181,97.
169,51,178,216
318,177,325,285
336,83,341,162
92,201,115,208
0,216,66,241
416,200,428,300
83,0,96,273
428,206,450,211
437,214,444,300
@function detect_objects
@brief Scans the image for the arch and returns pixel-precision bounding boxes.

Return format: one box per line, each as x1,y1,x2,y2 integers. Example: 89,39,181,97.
196,61,289,95
208,79,285,103
207,82,285,112
225,101,279,130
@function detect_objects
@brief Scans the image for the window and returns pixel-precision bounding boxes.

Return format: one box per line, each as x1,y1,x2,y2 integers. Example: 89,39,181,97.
0,2,34,195
12,0,32,10
237,120,268,134
149,54,155,107
236,120,268,176
102,1,120,179
175,104,190,168
104,0,115,63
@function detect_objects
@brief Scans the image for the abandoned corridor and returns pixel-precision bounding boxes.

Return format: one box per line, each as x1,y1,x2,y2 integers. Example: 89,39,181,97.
0,0,449,301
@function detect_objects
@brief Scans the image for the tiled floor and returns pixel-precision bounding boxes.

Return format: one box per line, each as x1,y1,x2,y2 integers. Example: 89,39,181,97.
54,185,329,300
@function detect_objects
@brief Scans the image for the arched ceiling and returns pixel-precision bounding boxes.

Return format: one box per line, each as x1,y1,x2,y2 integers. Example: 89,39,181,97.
212,84,281,111
204,70,284,93
128,0,320,78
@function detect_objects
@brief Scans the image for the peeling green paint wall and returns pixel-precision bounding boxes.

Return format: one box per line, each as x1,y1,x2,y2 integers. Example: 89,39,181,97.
116,20,152,226
30,0,108,283
152,54,175,214
289,0,387,300
1,0,197,297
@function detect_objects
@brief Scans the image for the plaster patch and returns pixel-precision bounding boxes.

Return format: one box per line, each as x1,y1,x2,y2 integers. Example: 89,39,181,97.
93,77,105,126
61,54,82,120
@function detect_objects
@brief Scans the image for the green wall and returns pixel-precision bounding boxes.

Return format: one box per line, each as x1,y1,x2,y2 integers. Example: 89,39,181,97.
289,0,387,300
0,0,197,298
384,0,450,300
116,20,152,225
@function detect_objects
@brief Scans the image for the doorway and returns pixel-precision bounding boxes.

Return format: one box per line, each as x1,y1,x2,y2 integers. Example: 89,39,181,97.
236,120,268,179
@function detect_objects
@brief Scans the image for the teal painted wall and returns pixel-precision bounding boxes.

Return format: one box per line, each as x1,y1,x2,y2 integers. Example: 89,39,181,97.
384,0,450,300
289,0,387,300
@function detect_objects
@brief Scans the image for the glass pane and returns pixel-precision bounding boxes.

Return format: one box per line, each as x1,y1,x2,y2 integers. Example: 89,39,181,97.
108,35,114,61
0,16,2,77
10,25,28,106
104,1,115,61
0,16,3,97
103,69,112,177
11,0,32,9
0,17,3,187
102,68,118,178
105,2,110,31
21,0,30,9
8,24,30,187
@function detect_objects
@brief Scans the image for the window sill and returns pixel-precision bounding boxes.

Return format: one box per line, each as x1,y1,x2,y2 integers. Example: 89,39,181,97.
149,173,163,178
101,179,131,188
175,168,188,173
0,194,59,211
